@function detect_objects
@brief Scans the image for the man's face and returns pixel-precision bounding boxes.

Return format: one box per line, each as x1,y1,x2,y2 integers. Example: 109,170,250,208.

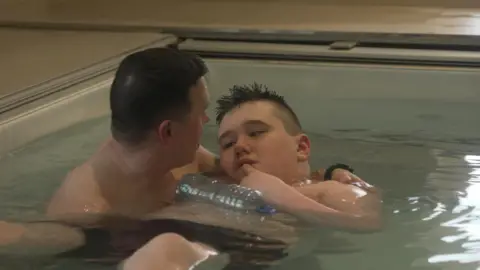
218,101,310,183
170,77,210,166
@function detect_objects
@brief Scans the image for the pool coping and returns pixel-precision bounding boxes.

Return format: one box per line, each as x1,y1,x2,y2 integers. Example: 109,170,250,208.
0,76,112,158
3,23,480,49
179,39,480,67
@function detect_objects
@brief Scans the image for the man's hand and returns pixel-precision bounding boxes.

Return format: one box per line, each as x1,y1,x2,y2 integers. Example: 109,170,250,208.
311,168,375,192
0,221,25,246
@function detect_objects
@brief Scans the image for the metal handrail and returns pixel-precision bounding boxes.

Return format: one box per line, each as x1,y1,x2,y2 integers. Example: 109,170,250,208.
179,39,480,68
2,23,480,49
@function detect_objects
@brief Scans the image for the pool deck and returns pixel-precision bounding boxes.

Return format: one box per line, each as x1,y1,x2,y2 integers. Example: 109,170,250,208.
1,0,480,99
1,0,480,35
0,29,167,99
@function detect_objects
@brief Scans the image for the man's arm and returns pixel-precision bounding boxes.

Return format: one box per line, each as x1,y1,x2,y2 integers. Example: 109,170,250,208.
195,146,222,173
195,146,237,184
0,221,85,255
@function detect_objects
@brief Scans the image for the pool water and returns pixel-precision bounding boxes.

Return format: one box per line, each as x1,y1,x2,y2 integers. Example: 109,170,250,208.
0,115,479,270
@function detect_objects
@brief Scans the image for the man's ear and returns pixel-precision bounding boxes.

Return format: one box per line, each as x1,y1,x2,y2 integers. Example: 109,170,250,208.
157,120,173,144
295,133,311,162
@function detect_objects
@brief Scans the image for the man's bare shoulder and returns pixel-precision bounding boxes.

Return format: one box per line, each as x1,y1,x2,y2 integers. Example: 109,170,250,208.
46,162,108,221
47,139,116,220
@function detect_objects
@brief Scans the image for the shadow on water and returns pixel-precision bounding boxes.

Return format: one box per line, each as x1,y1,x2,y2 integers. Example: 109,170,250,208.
1,213,360,270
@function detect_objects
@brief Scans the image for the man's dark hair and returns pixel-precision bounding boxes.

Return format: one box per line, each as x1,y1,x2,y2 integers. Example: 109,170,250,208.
110,47,208,145
216,83,302,134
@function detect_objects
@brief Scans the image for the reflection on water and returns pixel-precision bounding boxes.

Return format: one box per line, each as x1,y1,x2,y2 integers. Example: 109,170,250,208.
426,155,480,266
1,118,480,269
202,126,480,270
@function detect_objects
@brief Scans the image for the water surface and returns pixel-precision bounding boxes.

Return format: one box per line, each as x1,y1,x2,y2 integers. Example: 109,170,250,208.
0,116,479,270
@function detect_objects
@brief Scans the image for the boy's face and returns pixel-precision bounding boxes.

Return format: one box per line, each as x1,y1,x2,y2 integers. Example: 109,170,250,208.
218,101,310,184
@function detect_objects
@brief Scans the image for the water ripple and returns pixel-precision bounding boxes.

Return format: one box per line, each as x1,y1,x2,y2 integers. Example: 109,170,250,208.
424,154,480,267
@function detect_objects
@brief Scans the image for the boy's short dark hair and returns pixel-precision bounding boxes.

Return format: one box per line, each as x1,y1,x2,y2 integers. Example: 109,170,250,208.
215,83,302,134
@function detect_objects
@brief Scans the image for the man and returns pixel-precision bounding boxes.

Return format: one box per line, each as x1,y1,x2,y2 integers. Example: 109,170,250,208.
46,47,369,223
121,83,382,270
47,47,214,221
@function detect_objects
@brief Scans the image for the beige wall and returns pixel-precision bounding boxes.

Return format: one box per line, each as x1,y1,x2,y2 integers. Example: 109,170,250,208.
211,0,480,8
0,0,478,37
1,0,480,9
